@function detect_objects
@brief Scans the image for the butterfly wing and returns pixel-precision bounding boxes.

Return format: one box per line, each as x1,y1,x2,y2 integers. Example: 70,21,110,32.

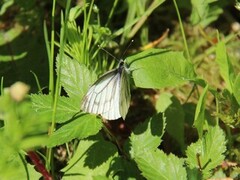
81,69,122,120
119,68,131,120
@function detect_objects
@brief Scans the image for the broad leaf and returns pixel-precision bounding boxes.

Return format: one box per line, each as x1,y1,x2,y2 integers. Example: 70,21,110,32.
156,93,185,152
193,85,208,138
57,54,97,100
130,113,166,158
47,114,102,147
126,48,196,89
186,126,226,179
129,108,186,180
134,150,187,180
31,94,80,123
62,135,118,179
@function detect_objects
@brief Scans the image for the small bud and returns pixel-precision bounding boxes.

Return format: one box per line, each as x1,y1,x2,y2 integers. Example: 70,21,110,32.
9,82,30,102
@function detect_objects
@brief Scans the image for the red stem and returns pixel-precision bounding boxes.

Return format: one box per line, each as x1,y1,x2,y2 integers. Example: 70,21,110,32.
27,151,53,180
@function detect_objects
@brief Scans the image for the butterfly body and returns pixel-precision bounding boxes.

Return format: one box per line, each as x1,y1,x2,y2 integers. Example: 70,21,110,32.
81,59,131,120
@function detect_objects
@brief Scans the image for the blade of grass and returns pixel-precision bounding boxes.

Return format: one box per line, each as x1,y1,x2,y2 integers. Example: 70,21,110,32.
172,0,190,61
0,76,3,95
128,0,164,40
49,0,57,95
105,0,119,27
43,20,51,92
30,70,42,93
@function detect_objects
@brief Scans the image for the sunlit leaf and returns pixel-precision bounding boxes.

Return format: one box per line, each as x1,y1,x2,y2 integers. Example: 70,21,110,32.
186,126,226,179
134,150,187,180
31,94,80,123
130,113,166,158
194,85,208,138
47,114,102,147
57,54,97,100
127,48,196,89
216,41,235,93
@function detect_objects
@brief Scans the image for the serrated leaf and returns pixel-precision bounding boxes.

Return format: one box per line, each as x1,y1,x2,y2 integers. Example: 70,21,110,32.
47,114,102,147
233,74,240,105
216,41,235,93
57,54,97,100
62,135,118,179
156,93,185,151
186,126,226,179
194,85,208,138
126,49,196,89
135,150,187,180
130,113,166,158
31,94,80,123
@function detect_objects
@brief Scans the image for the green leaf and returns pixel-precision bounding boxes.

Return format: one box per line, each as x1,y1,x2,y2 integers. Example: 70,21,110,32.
155,92,173,112
233,74,240,105
130,113,166,157
62,135,118,179
57,54,97,100
126,49,196,89
216,41,235,93
47,114,102,147
156,93,185,152
109,157,143,179
193,85,208,138
0,91,49,149
0,138,41,180
186,126,226,179
190,0,209,25
31,94,80,123
190,0,223,27
134,150,187,180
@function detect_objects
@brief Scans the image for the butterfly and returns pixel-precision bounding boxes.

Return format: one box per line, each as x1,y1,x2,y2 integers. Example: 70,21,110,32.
81,59,131,120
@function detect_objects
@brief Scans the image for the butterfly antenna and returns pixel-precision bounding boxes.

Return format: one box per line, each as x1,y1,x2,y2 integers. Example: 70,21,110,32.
98,45,120,62
121,39,134,59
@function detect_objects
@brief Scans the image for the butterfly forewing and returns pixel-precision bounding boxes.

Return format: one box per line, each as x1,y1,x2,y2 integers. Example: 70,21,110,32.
81,69,122,120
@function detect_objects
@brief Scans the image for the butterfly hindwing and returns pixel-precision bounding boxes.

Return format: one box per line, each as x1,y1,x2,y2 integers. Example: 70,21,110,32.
119,68,131,120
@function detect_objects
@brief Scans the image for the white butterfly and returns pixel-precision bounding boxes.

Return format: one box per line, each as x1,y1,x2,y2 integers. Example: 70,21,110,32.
81,59,131,120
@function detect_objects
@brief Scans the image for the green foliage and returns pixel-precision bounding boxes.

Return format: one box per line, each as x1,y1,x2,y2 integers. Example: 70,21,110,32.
0,0,238,179
127,49,196,89
47,114,102,147
190,0,223,27
156,93,186,152
129,113,187,180
193,85,209,138
186,126,226,179
62,134,119,179
0,83,48,179
57,54,97,101
216,41,235,93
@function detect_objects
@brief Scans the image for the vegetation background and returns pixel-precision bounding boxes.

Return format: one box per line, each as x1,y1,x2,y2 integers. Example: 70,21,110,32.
0,0,240,179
